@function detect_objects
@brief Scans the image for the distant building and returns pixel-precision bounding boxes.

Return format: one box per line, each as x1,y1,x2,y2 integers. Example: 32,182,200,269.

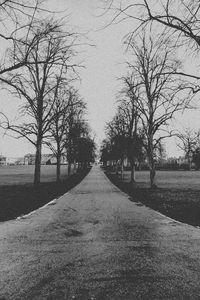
177,156,195,169
24,153,35,165
167,157,178,163
15,157,25,165
6,157,17,165
177,156,188,165
24,153,67,165
0,155,6,166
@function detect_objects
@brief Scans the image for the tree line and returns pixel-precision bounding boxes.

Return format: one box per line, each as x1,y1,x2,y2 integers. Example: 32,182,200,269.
0,1,96,184
101,0,200,188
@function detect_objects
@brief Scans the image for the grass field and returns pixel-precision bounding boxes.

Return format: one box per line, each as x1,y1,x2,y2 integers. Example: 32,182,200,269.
0,165,69,185
106,169,200,227
122,170,200,189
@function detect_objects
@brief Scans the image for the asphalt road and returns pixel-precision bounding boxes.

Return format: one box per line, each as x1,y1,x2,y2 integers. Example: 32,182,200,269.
1,166,200,299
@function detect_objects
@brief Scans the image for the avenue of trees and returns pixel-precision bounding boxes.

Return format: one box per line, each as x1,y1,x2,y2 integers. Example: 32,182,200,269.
101,0,200,188
101,31,187,187
0,1,96,184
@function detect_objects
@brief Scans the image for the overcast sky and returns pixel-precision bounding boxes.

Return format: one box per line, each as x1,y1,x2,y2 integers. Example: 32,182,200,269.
1,0,200,158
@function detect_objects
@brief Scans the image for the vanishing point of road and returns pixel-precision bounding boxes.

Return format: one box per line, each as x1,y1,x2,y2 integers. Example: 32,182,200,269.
1,166,200,299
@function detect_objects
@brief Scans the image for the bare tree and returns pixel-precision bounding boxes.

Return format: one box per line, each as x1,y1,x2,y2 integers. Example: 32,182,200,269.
105,1,200,47
177,128,200,170
106,111,128,175
139,0,200,49
0,0,49,76
105,102,144,180
46,85,86,181
45,80,71,182
72,121,95,169
100,138,112,166
104,0,200,84
127,32,186,188
119,74,143,183
0,19,80,184
65,90,86,175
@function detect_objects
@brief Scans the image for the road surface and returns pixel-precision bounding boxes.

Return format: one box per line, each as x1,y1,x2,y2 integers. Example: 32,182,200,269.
1,166,200,299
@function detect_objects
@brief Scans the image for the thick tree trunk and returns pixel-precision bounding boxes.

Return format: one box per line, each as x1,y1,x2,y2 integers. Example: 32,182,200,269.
34,137,42,185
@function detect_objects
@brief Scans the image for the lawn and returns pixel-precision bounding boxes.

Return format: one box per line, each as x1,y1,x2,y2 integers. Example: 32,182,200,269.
0,165,69,185
121,170,200,189
0,165,90,222
106,169,200,227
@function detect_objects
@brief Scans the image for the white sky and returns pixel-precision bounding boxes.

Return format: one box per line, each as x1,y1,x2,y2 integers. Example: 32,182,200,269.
1,0,200,158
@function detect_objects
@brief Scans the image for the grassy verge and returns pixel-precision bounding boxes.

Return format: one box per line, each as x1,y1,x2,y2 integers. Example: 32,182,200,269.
0,168,91,222
105,170,200,227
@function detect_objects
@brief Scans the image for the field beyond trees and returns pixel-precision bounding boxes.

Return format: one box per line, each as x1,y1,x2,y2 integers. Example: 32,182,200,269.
105,169,200,227
121,170,200,190
0,165,90,222
0,165,70,185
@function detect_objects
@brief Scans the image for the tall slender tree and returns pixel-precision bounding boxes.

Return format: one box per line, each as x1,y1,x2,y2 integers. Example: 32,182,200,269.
127,32,185,187
65,90,86,175
119,74,142,183
45,81,71,182
46,85,86,181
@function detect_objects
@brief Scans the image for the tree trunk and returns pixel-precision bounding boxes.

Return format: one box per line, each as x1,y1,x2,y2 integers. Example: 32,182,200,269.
188,157,192,171
68,161,71,175
73,161,76,174
34,95,43,185
130,158,136,184
56,153,61,182
150,166,156,188
121,159,124,180
34,137,42,185
115,160,119,175
149,153,156,188
148,135,157,189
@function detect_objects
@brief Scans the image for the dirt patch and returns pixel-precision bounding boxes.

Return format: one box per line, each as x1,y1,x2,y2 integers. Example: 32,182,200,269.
106,171,200,227
0,168,91,222
64,229,83,237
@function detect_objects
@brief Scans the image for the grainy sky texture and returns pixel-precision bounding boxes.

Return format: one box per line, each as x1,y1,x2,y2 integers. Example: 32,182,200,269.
0,0,199,158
